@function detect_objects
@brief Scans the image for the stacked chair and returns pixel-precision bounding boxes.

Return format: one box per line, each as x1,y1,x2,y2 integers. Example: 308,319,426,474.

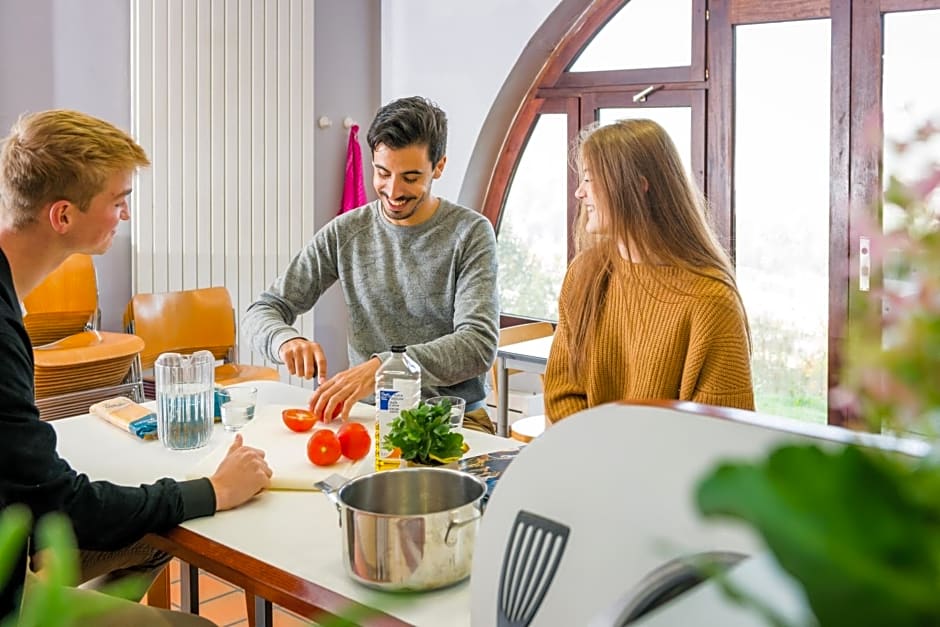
123,286,280,398
23,254,145,421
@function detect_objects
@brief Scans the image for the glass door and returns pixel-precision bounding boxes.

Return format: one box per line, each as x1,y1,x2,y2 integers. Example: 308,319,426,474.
733,19,831,423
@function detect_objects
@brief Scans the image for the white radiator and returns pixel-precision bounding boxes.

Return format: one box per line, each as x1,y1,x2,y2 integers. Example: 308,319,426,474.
130,0,315,384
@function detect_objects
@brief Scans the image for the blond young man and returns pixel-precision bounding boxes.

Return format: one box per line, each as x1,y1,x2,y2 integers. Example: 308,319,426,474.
0,110,273,625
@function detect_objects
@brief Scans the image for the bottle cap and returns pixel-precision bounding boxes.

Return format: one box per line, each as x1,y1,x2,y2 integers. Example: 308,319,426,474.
390,345,407,352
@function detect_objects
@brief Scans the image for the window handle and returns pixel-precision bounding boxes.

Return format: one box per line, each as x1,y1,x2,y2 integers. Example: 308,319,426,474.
632,85,663,103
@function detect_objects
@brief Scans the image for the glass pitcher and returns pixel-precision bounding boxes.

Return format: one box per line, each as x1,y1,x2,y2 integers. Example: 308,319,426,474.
155,350,215,450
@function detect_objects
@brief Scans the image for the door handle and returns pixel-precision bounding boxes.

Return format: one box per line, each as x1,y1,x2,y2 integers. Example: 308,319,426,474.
859,236,870,292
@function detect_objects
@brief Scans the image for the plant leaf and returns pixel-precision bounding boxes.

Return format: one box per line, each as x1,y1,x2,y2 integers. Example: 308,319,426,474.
696,444,940,626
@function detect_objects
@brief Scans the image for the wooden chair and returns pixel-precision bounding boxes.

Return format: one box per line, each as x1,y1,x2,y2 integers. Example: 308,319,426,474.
492,322,554,442
124,286,280,395
23,254,145,420
23,254,99,344
510,414,549,443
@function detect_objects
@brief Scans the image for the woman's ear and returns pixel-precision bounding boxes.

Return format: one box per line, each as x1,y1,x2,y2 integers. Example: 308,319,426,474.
640,176,650,193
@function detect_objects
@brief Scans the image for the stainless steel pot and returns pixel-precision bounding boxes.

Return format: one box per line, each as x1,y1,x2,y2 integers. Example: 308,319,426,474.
316,468,487,591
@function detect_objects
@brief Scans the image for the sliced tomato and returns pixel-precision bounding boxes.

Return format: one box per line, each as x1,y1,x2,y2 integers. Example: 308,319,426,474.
307,429,342,466
337,422,371,461
282,408,318,433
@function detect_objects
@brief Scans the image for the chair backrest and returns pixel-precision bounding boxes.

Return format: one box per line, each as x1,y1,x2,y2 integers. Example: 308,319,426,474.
491,322,554,398
125,286,237,369
23,254,99,345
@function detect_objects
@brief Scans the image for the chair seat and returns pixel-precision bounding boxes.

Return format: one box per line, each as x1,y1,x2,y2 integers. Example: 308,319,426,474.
33,331,144,367
510,414,547,443
215,363,281,386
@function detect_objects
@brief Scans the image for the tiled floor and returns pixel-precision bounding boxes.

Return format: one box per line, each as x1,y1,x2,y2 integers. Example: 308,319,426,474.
147,558,310,627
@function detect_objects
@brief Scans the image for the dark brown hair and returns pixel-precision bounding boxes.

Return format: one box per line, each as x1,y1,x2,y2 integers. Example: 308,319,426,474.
366,96,447,165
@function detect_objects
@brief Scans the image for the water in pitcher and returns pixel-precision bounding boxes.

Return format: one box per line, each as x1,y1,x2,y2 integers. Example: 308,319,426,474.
158,382,213,449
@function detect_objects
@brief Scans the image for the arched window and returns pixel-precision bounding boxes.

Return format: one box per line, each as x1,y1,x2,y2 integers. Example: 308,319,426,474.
480,0,940,426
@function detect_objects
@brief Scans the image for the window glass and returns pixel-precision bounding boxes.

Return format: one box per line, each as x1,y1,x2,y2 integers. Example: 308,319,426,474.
569,0,692,72
598,107,692,176
882,9,940,233
734,19,831,423
498,114,568,321
881,10,940,379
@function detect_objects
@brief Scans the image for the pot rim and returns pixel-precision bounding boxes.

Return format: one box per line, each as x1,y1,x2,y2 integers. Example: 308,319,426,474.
336,467,488,518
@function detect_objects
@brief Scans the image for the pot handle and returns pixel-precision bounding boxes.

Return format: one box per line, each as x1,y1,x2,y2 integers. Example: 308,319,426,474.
445,510,483,546
314,473,348,527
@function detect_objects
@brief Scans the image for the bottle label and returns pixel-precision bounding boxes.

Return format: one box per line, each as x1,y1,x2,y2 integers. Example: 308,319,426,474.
376,379,420,462
378,389,404,413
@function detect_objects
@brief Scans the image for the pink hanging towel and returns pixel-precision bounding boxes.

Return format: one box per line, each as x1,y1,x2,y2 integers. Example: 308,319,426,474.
339,124,367,214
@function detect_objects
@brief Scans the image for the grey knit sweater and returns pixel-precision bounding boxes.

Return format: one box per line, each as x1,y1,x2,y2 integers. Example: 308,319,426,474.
243,198,499,404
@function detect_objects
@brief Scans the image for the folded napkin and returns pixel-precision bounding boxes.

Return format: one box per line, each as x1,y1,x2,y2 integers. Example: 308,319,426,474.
89,397,158,439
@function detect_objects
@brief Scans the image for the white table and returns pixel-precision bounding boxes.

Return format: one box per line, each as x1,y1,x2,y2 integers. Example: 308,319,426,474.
53,380,519,626
495,335,553,436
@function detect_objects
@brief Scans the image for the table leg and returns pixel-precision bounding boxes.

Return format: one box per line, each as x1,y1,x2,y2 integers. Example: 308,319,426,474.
254,595,273,626
497,356,509,437
179,561,200,613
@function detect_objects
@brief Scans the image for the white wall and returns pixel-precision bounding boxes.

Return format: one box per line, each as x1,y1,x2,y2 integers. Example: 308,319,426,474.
379,0,560,206
312,0,381,372
0,0,132,332
0,0,560,368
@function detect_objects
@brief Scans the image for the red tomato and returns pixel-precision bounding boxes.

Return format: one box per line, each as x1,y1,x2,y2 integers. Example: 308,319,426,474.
337,422,371,461
307,429,342,466
282,408,318,433
324,402,344,422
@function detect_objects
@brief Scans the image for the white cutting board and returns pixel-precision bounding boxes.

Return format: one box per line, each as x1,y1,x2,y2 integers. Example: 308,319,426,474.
187,403,374,491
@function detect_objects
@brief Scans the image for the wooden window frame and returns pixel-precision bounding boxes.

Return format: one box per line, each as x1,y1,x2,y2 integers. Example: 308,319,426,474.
486,0,940,424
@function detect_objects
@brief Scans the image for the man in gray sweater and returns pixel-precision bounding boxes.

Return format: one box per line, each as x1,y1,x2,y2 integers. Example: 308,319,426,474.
244,96,499,433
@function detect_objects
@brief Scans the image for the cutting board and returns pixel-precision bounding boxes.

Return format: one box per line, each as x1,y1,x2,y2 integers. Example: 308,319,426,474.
187,403,374,491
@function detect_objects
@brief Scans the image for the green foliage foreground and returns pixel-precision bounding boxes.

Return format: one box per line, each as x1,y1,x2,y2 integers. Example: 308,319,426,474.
696,444,940,627
0,505,145,627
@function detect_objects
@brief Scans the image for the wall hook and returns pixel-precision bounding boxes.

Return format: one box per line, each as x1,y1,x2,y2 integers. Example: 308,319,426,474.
343,117,356,129
317,116,332,129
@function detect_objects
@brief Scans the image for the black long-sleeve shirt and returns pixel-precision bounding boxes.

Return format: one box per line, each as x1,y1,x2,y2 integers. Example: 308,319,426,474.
0,248,216,618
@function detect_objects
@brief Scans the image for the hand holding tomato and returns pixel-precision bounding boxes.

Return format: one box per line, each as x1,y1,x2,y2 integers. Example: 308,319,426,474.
307,429,342,466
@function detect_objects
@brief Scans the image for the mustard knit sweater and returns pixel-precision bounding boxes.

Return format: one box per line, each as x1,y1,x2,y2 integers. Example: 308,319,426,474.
544,256,755,422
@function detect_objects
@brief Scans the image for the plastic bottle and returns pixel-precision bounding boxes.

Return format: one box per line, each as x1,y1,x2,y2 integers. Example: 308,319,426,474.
374,345,421,471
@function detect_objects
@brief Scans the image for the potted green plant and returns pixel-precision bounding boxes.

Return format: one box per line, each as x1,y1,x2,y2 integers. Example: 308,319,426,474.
382,401,467,467
0,505,146,626
693,118,940,627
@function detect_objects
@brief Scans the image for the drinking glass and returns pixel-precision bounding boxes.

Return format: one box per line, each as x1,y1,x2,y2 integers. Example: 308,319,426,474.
219,386,258,432
426,396,466,430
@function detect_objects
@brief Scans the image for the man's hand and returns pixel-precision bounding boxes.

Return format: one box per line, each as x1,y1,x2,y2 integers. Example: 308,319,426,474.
309,357,382,422
278,338,327,382
209,434,273,511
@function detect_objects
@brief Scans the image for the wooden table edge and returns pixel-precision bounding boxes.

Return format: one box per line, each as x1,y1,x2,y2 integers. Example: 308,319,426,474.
146,526,413,627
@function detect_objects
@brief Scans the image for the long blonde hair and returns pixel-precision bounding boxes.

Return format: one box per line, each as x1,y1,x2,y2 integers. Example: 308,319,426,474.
566,119,745,375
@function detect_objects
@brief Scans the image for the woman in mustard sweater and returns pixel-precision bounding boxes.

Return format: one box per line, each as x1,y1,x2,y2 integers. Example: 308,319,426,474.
544,119,754,422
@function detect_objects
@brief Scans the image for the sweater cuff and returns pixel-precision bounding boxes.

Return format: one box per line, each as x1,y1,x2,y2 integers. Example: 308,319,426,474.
272,330,306,363
179,478,217,521
371,351,391,365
